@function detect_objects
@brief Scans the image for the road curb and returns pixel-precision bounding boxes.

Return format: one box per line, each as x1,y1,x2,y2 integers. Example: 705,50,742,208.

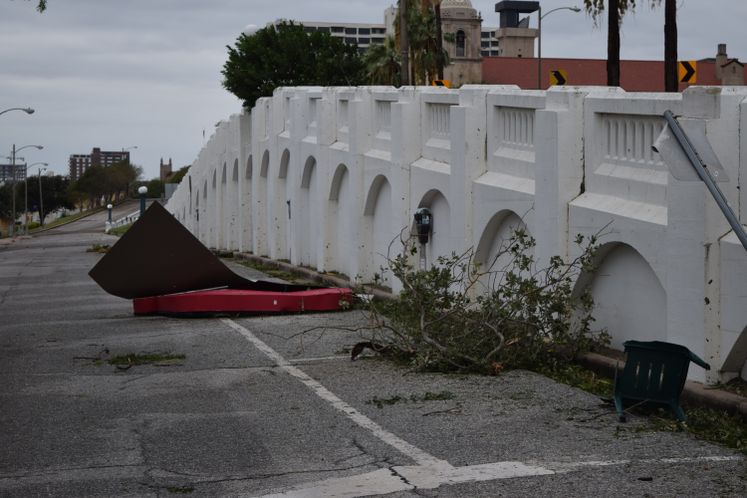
230,250,747,421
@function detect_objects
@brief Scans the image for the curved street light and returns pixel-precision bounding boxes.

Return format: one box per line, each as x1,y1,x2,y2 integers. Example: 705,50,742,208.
26,162,48,232
537,6,582,89
9,144,43,237
0,107,34,117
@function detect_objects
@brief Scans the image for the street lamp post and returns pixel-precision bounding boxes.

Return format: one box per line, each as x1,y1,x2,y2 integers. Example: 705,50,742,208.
537,6,581,89
9,144,43,237
138,186,148,217
0,107,34,117
29,162,48,228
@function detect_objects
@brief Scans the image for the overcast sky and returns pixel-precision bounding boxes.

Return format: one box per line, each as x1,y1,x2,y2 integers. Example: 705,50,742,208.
1,0,746,179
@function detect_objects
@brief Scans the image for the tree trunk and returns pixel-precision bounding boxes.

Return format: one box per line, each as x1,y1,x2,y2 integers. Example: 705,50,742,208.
664,0,678,92
400,0,410,85
607,0,621,86
435,3,444,80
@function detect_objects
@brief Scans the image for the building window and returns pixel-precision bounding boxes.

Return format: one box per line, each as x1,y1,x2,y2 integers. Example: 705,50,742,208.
456,30,466,57
358,28,370,35
331,26,344,33
358,37,370,44
345,27,357,34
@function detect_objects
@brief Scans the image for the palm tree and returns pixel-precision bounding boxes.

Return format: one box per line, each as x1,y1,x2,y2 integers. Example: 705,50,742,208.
585,0,678,91
663,0,677,92
584,0,634,87
364,36,401,85
394,0,450,85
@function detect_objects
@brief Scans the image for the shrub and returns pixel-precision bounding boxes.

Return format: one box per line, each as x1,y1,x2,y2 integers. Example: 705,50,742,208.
357,228,608,374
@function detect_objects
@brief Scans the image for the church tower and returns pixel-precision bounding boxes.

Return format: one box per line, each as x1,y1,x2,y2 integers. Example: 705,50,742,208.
440,0,483,86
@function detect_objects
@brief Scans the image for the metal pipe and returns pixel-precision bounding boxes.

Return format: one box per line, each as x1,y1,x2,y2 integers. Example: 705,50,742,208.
663,110,747,251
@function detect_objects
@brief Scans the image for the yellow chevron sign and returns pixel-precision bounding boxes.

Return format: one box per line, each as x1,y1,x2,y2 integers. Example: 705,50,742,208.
549,69,568,86
678,61,697,84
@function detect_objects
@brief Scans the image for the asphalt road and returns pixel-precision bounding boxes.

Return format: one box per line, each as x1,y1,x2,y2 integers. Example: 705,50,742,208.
0,208,745,497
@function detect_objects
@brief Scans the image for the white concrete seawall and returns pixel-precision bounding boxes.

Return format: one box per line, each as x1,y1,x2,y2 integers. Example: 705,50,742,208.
166,85,747,383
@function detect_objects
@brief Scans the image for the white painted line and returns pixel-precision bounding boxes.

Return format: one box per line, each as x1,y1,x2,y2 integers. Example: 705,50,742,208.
287,355,349,364
259,468,410,498
549,454,743,472
223,319,743,498
221,318,448,468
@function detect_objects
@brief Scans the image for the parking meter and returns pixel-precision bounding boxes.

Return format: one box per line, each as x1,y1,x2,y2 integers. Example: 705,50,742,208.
413,207,432,244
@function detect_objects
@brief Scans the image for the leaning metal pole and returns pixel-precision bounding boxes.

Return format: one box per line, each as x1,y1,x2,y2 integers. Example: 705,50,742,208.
662,110,747,251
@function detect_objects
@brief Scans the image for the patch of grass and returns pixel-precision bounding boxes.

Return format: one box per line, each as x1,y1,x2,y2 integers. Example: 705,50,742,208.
86,244,110,254
165,486,194,494
366,395,406,409
235,259,309,284
366,391,455,409
543,363,747,455
643,406,747,455
417,391,455,402
108,223,132,237
30,208,101,232
538,364,614,398
715,377,747,398
107,353,185,366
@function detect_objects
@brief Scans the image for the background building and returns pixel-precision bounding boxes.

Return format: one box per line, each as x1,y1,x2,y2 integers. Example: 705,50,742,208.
69,148,129,181
160,157,173,182
441,0,484,87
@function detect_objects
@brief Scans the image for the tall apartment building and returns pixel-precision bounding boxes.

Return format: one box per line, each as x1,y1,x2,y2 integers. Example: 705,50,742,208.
69,148,130,181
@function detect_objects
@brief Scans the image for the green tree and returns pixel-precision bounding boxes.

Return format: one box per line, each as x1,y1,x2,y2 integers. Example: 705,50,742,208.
168,165,190,184
584,0,634,87
69,161,142,207
222,21,365,109
585,1,675,90
363,36,401,85
145,178,164,198
26,175,73,225
395,0,450,85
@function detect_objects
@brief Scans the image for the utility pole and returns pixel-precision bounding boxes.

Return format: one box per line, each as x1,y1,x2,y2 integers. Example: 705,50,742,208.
400,0,410,85
664,0,678,92
10,144,16,237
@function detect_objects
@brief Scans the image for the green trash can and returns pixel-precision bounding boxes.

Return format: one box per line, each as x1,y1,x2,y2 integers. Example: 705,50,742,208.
614,340,710,422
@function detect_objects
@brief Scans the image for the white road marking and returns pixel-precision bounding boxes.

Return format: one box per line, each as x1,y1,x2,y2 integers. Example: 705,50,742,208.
221,318,448,468
222,319,743,498
287,355,349,364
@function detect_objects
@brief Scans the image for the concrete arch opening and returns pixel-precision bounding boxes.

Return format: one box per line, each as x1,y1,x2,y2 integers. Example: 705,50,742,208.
415,189,451,268
240,156,251,252
255,151,270,256
722,325,747,380
195,189,201,243
298,156,318,267
363,175,394,286
580,242,667,350
218,163,227,249
326,164,352,276
272,149,290,260
475,210,530,292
